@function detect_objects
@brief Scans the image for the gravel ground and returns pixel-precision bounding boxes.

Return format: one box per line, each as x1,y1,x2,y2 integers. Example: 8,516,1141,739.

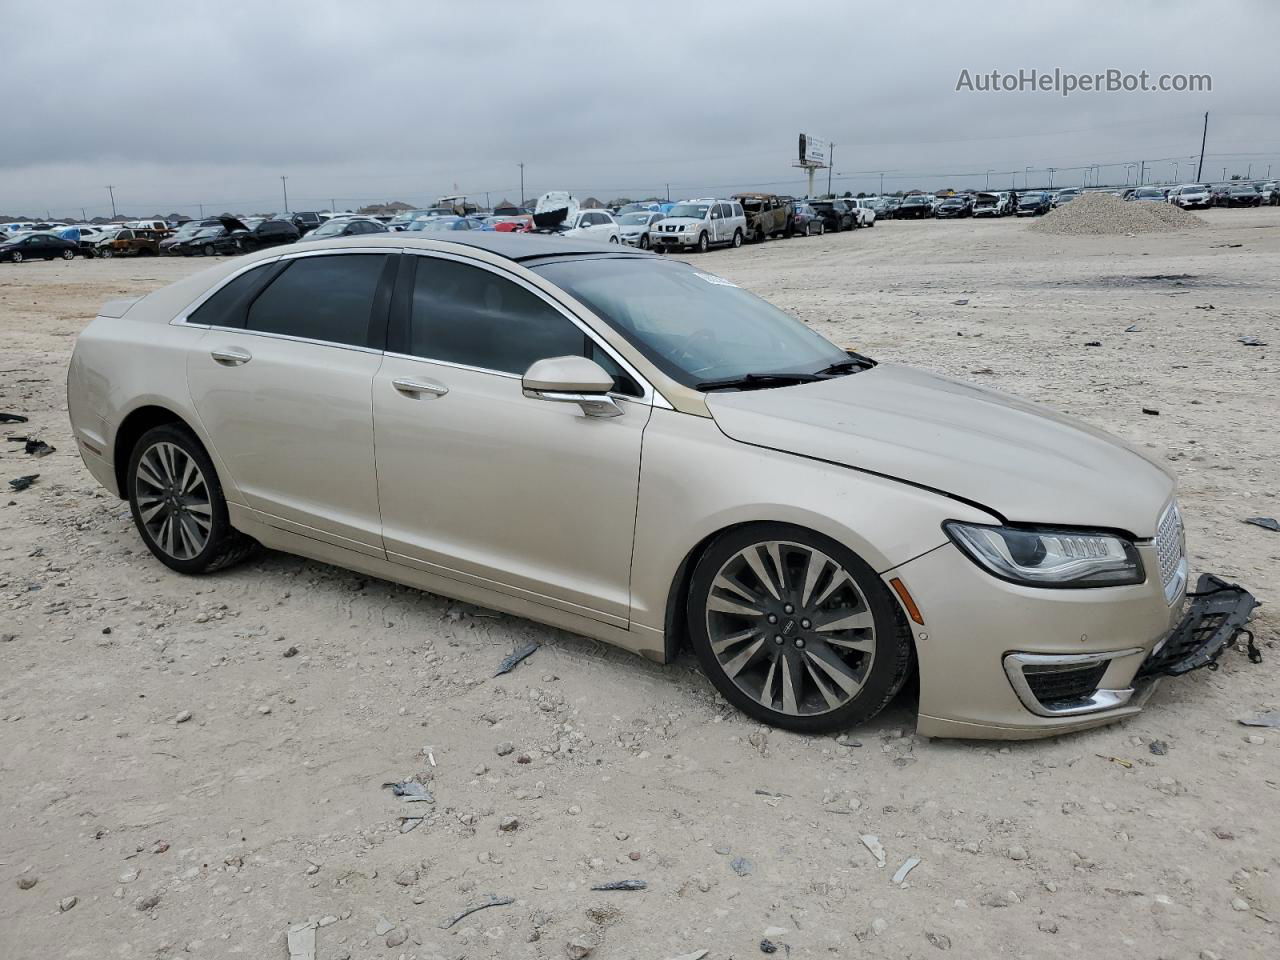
2,208,1278,960
1030,191,1207,235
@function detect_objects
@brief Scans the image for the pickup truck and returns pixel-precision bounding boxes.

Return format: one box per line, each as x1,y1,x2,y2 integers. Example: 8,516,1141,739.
732,193,793,242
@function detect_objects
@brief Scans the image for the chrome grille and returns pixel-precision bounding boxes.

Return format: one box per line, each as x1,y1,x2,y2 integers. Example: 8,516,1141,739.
1155,501,1187,603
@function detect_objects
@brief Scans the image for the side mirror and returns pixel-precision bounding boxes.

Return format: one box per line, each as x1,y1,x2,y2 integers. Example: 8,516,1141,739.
522,356,623,418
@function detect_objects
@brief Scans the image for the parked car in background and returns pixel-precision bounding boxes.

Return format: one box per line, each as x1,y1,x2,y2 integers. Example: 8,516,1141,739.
173,225,231,257
2,222,36,236
732,193,793,242
651,200,745,252
158,219,220,255
287,212,322,236
213,217,302,254
99,228,165,257
559,209,620,244
1016,192,1053,217
934,195,974,219
1208,184,1234,206
1130,187,1167,203
1052,189,1081,207
1258,182,1279,205
617,211,665,249
1222,183,1263,207
1,231,87,262
389,210,432,231
807,199,855,232
1167,184,1212,210
878,197,901,219
124,219,171,234
790,203,826,236
490,214,534,233
296,216,389,241
407,216,490,233
894,194,933,220
846,198,878,227
971,192,1003,217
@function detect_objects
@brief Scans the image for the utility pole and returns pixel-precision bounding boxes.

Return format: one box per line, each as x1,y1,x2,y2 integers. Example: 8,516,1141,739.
827,145,834,196
985,169,992,189
518,162,525,206
198,203,204,218
1246,163,1252,180
280,175,289,213
330,198,336,213
1048,167,1055,188
879,172,884,195
1024,166,1032,189
1223,166,1228,180
485,191,491,210
80,207,86,221
1139,160,1145,185
666,183,670,201
105,185,116,218
1195,111,1208,182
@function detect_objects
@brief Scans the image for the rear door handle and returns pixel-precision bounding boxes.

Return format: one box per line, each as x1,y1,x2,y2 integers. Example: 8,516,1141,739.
211,347,252,366
393,377,449,398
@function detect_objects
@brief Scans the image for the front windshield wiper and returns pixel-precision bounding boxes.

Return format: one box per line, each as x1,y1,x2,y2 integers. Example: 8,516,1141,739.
696,372,825,392
816,351,877,375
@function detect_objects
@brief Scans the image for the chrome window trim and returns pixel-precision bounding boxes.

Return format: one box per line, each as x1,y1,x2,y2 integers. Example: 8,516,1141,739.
400,249,663,407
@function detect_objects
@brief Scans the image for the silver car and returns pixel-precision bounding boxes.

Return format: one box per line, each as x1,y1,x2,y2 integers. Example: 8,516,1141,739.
67,233,1256,738
617,211,665,249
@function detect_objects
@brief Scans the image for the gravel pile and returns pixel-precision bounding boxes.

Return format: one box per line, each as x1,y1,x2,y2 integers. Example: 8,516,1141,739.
1029,191,1206,235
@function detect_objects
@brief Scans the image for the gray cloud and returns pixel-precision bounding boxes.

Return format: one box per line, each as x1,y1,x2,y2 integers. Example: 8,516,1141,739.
5,0,1278,218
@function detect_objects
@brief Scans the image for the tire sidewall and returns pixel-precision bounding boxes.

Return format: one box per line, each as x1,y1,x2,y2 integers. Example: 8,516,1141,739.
698,232,708,253
732,229,743,248
686,521,910,733
127,423,234,574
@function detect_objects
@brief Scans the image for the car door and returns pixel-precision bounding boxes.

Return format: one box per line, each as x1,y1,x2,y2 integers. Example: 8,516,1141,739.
184,251,395,556
373,251,652,625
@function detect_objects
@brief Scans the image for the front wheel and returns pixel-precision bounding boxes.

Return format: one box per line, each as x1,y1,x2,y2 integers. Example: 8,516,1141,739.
804,223,812,237
61,249,75,260
10,251,22,263
202,244,215,256
639,234,650,250
687,523,912,733
732,229,743,248
608,235,619,243
697,232,708,253
127,423,257,575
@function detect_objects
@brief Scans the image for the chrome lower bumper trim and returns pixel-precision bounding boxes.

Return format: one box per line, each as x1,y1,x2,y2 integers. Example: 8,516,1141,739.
1003,648,1144,718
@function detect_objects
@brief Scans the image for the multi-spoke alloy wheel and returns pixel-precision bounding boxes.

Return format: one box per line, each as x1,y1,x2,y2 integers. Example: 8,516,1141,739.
688,524,912,732
126,423,257,574
134,441,213,560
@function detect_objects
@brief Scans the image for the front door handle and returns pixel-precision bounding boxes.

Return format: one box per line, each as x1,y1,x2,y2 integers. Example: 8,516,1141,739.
211,347,252,366
393,377,449,398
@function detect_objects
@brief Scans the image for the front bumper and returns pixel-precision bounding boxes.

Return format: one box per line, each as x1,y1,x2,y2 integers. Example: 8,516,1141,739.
652,231,699,248
888,544,1258,739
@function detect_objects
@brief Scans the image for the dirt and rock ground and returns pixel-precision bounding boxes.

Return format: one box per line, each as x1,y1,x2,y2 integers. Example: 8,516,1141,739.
2,209,1278,960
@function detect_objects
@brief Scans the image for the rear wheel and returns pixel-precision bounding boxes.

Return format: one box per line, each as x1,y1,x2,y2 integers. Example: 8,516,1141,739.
61,248,74,260
688,523,912,733
732,229,743,248
127,423,257,575
10,251,22,263
804,223,811,237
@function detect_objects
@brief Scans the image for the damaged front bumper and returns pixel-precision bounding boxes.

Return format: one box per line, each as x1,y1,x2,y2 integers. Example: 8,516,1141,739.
1137,574,1260,677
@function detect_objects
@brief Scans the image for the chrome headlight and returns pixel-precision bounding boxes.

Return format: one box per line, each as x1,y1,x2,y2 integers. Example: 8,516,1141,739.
944,521,1144,588
683,222,698,232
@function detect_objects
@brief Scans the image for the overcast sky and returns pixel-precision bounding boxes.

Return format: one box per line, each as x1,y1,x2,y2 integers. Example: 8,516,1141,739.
5,1,1278,217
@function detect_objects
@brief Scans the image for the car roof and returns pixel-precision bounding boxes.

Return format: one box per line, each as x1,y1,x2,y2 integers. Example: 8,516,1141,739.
281,231,653,264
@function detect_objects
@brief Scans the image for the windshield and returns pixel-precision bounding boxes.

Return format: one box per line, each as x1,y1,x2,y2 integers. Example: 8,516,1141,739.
902,196,927,204
193,228,222,239
309,219,349,237
1136,189,1163,197
619,213,651,225
531,258,848,387
667,203,709,219
408,217,460,232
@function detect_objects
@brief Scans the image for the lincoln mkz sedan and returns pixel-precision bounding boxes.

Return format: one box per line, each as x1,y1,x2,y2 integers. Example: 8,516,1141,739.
67,234,1257,738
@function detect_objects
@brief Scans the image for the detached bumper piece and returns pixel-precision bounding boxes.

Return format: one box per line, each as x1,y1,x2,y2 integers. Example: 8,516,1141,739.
1138,574,1260,679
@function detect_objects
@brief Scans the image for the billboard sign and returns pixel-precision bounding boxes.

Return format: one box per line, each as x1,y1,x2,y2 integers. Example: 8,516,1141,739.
798,133,828,167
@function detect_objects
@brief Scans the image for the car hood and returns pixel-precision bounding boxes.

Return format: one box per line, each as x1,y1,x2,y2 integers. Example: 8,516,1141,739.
705,364,1174,536
217,216,249,232
657,217,703,228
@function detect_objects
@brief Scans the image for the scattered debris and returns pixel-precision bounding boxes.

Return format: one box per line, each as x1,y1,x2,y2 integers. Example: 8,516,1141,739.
8,474,39,491
7,437,55,457
399,817,423,833
495,741,515,756
58,896,77,912
565,932,597,959
760,938,779,954
287,922,317,960
384,779,433,802
439,894,515,929
663,953,708,960
1239,711,1280,728
283,645,299,657
754,788,789,799
1096,754,1133,768
16,875,37,890
0,412,28,423
494,641,539,676
1244,517,1279,533
892,856,922,885
1194,303,1216,310
1084,340,1102,347
970,367,994,375
1124,324,1139,332
1141,408,1160,416
590,879,647,891
1238,336,1268,346
174,709,192,724
952,299,969,305
860,834,887,868
730,856,754,877
925,931,952,950
1149,740,1168,756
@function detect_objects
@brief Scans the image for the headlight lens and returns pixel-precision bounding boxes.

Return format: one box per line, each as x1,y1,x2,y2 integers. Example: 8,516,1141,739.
683,222,698,231
944,521,1144,588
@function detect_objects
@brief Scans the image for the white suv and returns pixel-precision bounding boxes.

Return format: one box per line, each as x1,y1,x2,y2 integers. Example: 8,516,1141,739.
650,199,746,253
846,198,878,227
561,209,620,244
1168,184,1212,210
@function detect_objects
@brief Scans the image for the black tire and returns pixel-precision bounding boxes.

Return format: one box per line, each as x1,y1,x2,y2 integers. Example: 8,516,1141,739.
639,234,650,250
804,223,812,237
61,248,75,260
818,222,825,235
687,522,913,733
100,248,113,258
697,232,708,253
732,229,743,248
754,226,764,243
202,244,215,257
127,423,257,575
10,251,22,263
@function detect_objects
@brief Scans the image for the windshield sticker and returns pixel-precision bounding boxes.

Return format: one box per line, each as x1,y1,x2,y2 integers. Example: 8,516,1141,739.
694,273,738,287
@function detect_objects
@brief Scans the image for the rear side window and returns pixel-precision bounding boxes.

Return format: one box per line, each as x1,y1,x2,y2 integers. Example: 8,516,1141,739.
245,254,387,347
187,264,273,327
